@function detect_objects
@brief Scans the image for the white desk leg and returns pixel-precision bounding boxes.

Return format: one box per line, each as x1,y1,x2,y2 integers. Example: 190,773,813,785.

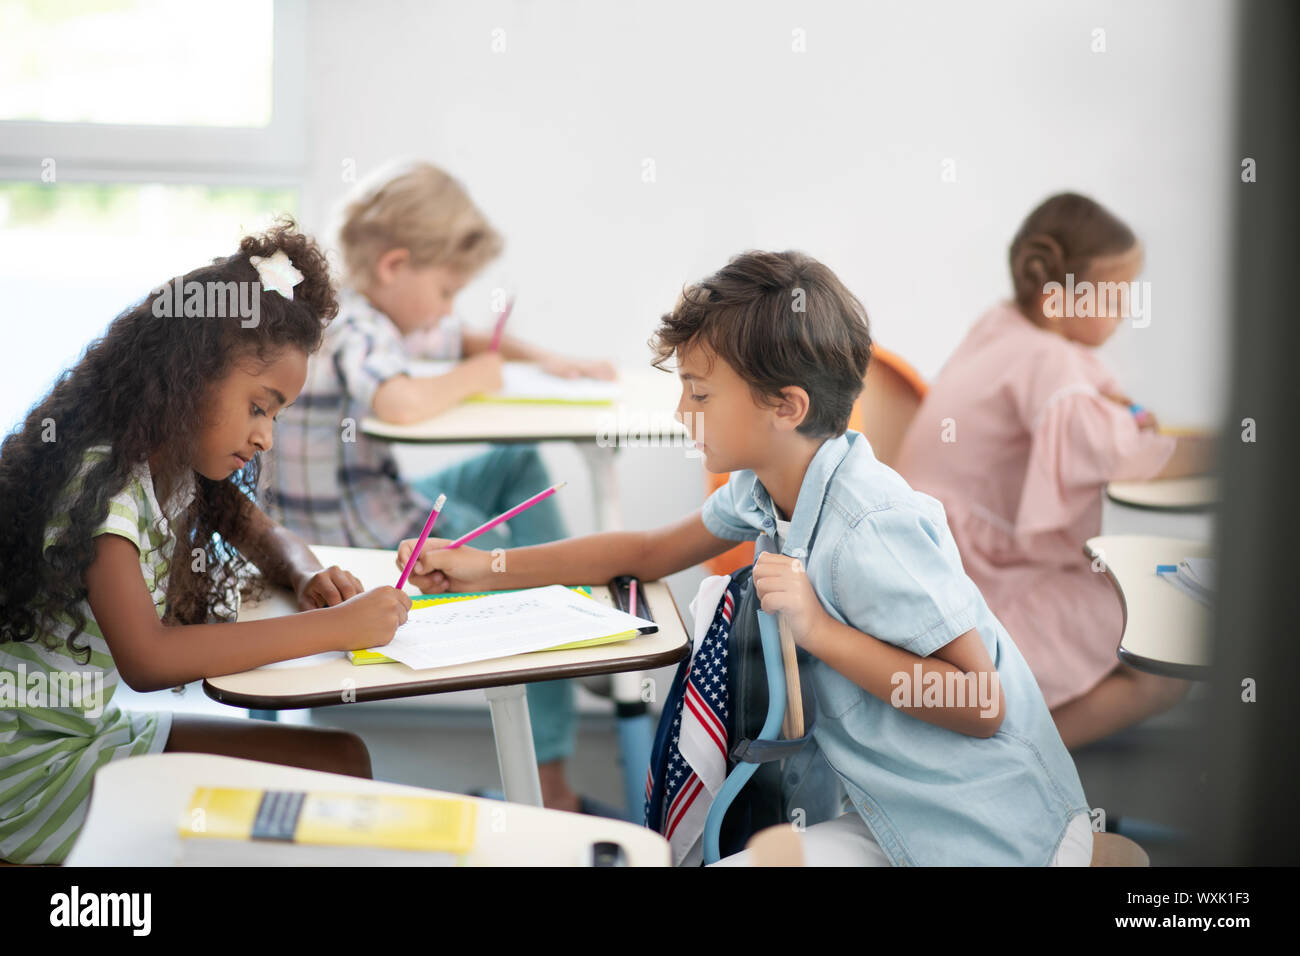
578,441,654,821
578,442,624,532
578,442,638,703
484,684,544,807
582,444,637,707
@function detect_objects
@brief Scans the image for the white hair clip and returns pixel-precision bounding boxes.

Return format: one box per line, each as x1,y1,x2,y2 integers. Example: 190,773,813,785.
248,249,305,300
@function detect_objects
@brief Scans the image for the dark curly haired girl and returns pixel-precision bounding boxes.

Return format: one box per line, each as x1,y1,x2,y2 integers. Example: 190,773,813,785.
0,218,411,864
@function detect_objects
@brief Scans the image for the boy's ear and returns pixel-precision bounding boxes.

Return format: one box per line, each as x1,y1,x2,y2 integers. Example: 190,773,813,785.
772,385,811,432
373,247,411,285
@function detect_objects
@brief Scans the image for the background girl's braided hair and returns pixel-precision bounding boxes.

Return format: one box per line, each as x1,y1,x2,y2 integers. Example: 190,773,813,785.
0,216,337,663
1009,192,1138,318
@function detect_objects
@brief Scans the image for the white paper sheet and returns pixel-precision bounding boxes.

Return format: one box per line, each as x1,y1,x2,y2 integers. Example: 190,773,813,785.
372,585,656,671
411,360,621,403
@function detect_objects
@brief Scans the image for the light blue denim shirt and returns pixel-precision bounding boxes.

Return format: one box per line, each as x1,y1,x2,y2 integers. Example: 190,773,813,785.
701,429,1091,865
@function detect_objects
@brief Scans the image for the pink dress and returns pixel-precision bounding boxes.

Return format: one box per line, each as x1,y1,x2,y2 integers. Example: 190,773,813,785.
895,302,1177,709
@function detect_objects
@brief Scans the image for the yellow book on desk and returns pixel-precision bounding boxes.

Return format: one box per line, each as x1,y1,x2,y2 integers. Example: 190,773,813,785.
348,586,641,665
178,786,476,866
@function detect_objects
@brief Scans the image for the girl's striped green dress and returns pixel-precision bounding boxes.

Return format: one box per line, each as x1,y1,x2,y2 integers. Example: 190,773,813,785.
0,444,192,863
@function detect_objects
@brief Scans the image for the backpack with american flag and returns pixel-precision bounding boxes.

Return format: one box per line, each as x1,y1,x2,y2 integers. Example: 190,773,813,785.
643,562,841,866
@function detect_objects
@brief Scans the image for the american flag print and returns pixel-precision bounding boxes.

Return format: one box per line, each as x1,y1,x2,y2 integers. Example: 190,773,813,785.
645,573,742,866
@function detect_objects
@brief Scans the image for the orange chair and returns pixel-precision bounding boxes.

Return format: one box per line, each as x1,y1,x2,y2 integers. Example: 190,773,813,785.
703,345,928,575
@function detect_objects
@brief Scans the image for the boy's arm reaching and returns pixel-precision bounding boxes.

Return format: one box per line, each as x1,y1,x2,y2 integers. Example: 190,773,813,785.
397,509,737,593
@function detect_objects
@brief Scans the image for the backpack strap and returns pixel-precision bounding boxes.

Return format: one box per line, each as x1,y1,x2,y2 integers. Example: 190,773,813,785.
751,530,815,741
703,606,800,863
729,736,815,763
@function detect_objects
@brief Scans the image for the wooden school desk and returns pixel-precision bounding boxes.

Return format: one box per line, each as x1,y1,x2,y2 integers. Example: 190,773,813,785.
1106,475,1219,513
1084,535,1213,680
204,546,690,807
64,754,670,866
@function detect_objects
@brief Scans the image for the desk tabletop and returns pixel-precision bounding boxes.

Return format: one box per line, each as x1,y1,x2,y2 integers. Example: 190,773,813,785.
360,365,688,443
1084,535,1213,679
64,754,669,866
204,546,690,709
1106,475,1218,512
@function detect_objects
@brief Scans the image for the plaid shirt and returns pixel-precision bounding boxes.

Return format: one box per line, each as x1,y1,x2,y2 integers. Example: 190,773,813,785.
263,289,461,548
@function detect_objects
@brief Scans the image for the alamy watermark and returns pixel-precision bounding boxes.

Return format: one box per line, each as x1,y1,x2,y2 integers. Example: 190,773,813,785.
1,665,105,719
890,663,1001,719
151,278,262,328
597,409,704,458
1043,273,1151,328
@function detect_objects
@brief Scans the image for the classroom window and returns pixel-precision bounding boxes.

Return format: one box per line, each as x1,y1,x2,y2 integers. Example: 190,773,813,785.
0,0,305,180
0,0,275,127
0,180,298,436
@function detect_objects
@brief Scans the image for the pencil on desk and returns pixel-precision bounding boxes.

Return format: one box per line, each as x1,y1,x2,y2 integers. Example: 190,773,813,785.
443,481,566,550
628,579,638,618
489,294,515,352
397,493,446,589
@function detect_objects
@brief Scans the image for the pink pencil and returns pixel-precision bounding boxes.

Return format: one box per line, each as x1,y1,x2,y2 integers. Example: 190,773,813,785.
628,579,638,617
396,493,446,589
489,295,516,352
443,481,566,550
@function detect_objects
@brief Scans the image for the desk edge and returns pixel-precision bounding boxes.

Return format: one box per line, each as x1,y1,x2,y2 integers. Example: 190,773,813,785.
1082,541,1212,681
202,641,689,710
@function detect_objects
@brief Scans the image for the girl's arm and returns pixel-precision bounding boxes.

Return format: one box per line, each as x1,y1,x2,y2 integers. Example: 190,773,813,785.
753,553,1004,738
398,510,736,593
218,491,361,609
1097,389,1217,480
1151,433,1216,479
85,535,409,692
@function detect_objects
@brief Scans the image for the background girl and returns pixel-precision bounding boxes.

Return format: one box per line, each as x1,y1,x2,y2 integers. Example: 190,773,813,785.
896,192,1215,750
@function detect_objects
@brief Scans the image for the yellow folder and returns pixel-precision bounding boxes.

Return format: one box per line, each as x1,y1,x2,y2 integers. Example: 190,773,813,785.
181,786,476,854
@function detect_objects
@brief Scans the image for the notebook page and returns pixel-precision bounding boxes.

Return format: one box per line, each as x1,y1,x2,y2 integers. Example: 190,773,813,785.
374,584,655,670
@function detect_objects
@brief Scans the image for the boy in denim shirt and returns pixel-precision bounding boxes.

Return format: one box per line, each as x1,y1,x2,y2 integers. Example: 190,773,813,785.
396,250,1094,865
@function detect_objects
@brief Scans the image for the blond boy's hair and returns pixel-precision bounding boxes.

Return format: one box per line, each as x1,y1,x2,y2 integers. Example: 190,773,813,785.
336,160,504,290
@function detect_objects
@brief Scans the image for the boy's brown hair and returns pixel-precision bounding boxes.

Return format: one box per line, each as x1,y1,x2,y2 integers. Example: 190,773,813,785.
336,160,504,290
650,251,872,438
1009,192,1138,315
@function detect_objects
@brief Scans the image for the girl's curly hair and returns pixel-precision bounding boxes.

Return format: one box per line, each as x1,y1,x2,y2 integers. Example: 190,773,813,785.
0,217,337,664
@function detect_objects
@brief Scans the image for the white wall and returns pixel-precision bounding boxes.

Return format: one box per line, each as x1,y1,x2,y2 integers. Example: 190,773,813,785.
298,0,1236,569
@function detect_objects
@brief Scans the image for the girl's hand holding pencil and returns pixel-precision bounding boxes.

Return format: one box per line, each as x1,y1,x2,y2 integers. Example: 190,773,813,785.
327,587,413,650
